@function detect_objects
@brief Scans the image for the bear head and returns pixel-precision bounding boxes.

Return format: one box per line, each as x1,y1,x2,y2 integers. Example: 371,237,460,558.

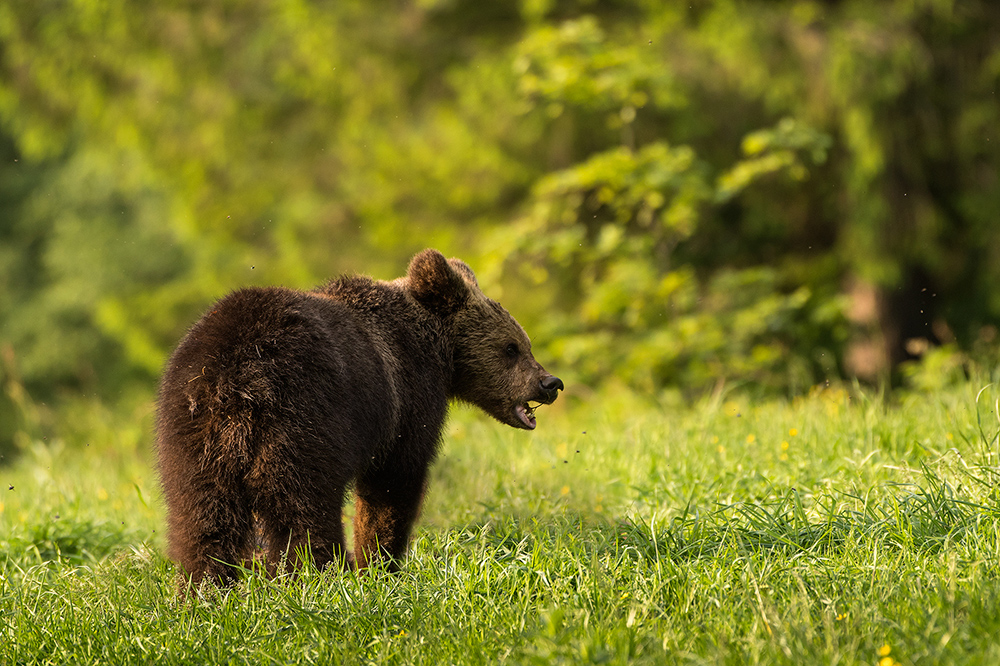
407,249,563,429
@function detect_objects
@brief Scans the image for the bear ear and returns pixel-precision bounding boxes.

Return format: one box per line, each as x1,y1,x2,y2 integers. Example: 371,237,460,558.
407,249,471,315
447,258,479,288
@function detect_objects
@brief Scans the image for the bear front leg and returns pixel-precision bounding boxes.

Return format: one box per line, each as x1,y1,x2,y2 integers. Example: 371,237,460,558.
353,462,429,570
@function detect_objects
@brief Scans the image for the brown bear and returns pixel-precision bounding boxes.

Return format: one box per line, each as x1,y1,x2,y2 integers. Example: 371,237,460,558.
156,249,562,588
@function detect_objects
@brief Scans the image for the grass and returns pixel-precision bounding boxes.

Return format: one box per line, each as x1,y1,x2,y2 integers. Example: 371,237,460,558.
3,381,1000,664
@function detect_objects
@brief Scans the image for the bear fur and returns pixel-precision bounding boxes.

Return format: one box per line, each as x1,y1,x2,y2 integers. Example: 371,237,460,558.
156,249,563,587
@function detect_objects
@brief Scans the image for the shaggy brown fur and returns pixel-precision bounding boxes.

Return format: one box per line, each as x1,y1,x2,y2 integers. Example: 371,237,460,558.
156,249,562,588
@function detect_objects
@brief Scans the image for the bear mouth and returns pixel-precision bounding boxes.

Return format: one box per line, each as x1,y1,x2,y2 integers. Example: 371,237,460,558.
514,402,538,430
510,384,562,430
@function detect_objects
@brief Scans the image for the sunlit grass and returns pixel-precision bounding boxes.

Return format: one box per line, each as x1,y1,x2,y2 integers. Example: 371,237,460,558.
3,381,1000,664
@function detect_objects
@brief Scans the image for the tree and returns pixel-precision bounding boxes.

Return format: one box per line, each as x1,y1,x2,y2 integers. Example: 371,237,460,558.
0,0,998,440
493,1,1000,391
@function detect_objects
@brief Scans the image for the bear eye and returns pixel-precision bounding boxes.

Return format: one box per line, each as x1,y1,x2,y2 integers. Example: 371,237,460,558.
505,343,519,359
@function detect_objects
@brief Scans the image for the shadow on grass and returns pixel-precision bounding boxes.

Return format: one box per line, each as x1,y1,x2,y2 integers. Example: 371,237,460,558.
2,516,139,567
652,477,997,564
459,469,999,570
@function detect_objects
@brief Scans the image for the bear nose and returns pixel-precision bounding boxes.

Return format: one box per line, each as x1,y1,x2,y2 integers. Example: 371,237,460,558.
540,376,564,392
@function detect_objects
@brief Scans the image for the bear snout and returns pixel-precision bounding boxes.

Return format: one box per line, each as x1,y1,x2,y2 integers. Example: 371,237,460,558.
538,374,564,404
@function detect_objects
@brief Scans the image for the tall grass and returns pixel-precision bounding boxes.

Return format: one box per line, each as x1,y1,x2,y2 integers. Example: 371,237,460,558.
2,381,1000,664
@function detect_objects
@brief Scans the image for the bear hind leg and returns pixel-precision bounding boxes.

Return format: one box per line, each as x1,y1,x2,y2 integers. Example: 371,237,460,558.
254,489,350,577
165,476,255,591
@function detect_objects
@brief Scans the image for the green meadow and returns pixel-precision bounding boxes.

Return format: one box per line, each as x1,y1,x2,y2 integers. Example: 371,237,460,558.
3,382,1000,665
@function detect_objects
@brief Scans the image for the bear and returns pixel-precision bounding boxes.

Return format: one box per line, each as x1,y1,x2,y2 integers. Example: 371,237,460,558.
155,248,563,588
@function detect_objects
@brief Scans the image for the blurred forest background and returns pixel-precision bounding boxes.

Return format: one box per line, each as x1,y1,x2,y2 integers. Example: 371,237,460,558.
1,0,999,455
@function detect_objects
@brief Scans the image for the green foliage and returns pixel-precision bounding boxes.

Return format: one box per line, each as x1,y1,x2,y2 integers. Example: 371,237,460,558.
718,118,832,202
1,0,999,419
514,16,682,120
498,110,839,391
492,0,1000,392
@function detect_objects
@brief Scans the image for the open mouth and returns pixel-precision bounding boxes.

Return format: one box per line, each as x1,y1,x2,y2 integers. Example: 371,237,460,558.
514,402,538,429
